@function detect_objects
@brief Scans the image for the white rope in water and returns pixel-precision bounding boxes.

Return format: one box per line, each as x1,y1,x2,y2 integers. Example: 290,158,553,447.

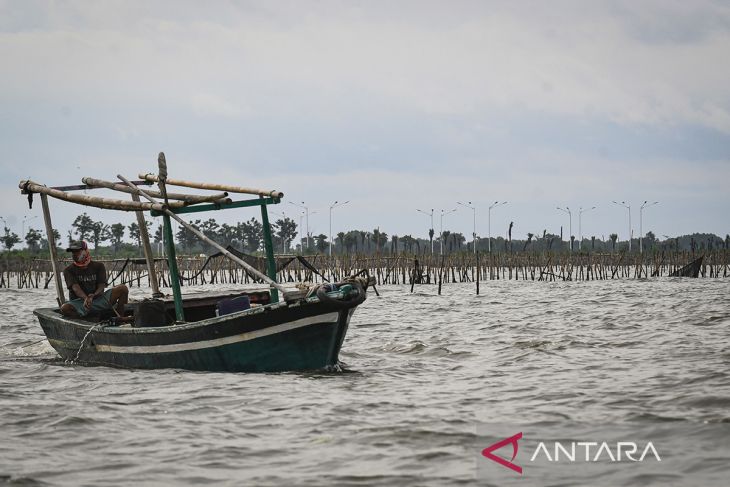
69,323,103,364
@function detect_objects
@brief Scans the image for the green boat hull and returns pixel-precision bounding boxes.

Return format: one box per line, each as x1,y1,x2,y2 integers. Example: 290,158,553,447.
35,299,356,372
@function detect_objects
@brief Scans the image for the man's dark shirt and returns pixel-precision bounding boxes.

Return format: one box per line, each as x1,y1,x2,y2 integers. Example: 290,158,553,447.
63,261,107,300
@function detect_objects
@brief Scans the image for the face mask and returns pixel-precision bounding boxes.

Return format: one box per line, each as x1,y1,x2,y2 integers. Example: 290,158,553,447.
73,249,91,267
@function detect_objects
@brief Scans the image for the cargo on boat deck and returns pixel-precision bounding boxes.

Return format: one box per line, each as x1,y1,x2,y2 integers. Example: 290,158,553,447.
134,299,169,327
216,295,251,316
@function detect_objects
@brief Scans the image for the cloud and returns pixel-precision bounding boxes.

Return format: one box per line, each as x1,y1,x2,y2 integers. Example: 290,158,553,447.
190,93,247,119
1,1,728,239
2,1,730,130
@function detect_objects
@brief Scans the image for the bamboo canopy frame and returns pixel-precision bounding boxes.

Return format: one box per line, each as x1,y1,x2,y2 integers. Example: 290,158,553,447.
19,180,185,211
20,155,288,319
138,173,283,199
81,177,232,205
116,174,288,296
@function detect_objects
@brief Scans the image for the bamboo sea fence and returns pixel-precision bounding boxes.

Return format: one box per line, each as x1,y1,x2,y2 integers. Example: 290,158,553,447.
1,250,728,292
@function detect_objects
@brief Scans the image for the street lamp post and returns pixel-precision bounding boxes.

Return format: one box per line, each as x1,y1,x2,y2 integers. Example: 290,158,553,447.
290,201,311,251
439,208,457,255
578,207,596,251
0,216,8,232
639,201,659,254
556,206,572,252
297,211,305,251
612,201,632,252
416,208,434,254
329,200,349,256
488,201,507,253
457,201,477,254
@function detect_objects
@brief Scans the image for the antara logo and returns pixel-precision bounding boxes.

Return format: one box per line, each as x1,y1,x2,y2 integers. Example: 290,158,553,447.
481,432,523,474
481,433,661,474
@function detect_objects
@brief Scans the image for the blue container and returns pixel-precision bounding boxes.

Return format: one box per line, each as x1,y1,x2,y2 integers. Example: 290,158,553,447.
216,295,251,316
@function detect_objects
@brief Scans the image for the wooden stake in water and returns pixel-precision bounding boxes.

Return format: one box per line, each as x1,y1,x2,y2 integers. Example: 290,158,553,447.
476,251,480,295
438,254,444,296
410,258,417,293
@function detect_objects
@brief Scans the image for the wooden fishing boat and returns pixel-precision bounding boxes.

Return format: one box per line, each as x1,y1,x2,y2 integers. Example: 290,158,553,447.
19,153,372,372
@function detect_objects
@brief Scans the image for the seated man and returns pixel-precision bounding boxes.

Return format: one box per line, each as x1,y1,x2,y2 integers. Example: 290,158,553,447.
60,240,129,319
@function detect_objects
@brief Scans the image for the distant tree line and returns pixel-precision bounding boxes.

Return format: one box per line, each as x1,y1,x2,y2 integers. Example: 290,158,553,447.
1,212,728,257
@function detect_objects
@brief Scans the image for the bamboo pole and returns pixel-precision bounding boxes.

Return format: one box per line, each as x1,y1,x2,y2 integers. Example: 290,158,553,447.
40,193,65,306
138,173,283,199
82,177,231,205
19,180,171,212
131,193,162,298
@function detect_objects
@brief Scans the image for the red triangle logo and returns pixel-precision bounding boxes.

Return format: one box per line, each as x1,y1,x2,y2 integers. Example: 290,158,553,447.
481,432,523,474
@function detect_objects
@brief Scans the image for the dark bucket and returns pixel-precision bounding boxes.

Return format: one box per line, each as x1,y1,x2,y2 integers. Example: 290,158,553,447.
134,299,169,327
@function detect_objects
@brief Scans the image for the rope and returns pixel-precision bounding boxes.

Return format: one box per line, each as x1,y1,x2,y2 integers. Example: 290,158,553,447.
296,255,330,283
23,180,34,209
118,273,149,287
176,245,266,282
108,257,131,284
68,323,104,364
276,257,296,272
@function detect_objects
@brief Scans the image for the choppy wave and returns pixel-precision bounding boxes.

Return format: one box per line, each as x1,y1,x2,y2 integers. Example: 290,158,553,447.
0,279,729,485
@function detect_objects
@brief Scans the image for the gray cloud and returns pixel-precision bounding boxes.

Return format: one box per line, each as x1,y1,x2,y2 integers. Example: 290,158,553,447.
1,0,728,239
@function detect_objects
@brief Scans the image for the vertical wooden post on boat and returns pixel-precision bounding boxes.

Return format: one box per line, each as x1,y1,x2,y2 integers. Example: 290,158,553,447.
162,215,184,321
131,193,162,298
157,153,185,322
40,193,65,306
260,196,280,303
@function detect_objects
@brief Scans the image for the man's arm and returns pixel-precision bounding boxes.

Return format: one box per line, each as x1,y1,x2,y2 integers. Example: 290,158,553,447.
85,263,107,307
85,282,106,306
71,283,97,310
70,283,89,300
95,262,107,296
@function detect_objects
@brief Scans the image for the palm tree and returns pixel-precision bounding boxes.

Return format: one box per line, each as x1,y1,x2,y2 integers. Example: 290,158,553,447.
400,235,414,253
372,228,381,254
452,232,465,250
1,227,20,251
344,231,359,253
609,233,618,252
441,230,450,254
90,221,110,249
71,213,95,241
336,231,346,254
110,223,125,254
315,234,328,253
523,232,534,252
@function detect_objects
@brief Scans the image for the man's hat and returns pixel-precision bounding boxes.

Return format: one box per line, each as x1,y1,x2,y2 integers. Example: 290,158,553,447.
66,240,88,252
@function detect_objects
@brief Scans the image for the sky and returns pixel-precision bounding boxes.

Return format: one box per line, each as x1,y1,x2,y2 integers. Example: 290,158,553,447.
1,0,729,247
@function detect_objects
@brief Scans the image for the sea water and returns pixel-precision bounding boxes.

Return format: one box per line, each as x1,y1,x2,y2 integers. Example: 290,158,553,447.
1,279,728,486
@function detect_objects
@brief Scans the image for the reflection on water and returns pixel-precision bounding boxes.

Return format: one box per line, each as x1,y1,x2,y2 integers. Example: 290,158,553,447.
1,279,729,485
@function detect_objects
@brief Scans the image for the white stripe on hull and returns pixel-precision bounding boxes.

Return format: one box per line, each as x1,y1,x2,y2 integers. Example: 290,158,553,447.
93,312,340,354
